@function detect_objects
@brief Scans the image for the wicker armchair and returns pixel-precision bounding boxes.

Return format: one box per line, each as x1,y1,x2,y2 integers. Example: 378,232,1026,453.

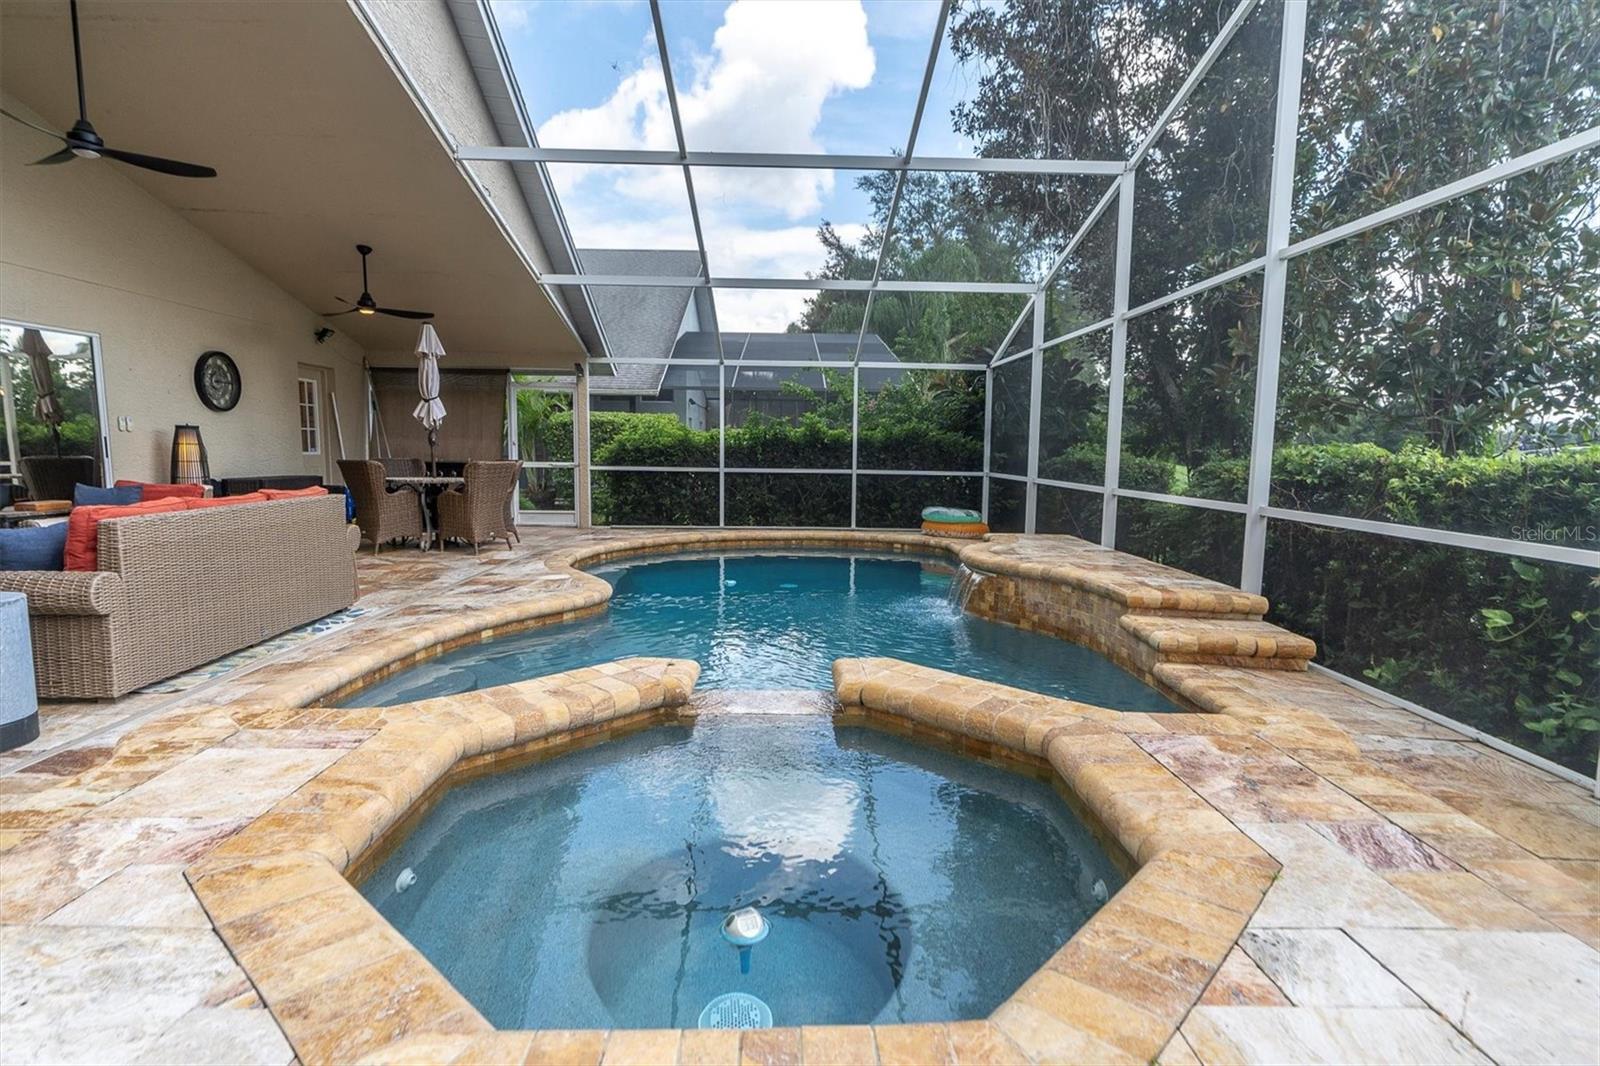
436,460,520,554
338,459,424,554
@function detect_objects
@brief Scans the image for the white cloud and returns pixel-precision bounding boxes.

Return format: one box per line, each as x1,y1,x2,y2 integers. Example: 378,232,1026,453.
490,0,532,31
536,1,878,328
491,0,643,32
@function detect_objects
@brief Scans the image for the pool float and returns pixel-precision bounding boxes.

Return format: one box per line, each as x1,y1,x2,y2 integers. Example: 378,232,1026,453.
920,506,989,539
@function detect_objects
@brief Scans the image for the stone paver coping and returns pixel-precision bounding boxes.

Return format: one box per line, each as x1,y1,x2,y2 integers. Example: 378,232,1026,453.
187,653,1279,1065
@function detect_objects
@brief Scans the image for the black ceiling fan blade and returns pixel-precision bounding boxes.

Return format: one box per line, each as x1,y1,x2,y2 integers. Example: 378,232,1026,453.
31,148,77,166
375,307,435,320
321,308,362,317
0,107,66,141
98,145,216,178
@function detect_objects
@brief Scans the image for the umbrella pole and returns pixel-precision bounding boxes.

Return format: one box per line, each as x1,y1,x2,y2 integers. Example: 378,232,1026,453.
428,429,437,477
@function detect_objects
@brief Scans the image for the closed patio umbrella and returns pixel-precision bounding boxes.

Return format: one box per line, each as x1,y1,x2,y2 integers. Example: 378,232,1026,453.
21,329,64,456
413,323,446,475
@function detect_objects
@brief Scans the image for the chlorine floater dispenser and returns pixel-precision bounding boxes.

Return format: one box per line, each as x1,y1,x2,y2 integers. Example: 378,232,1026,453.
721,906,769,975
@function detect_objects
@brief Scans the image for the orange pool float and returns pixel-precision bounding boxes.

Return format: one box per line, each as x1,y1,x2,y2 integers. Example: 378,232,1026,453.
919,506,989,539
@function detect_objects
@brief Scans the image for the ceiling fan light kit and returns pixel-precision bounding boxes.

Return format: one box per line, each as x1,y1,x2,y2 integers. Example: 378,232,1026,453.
321,244,434,321
0,0,217,178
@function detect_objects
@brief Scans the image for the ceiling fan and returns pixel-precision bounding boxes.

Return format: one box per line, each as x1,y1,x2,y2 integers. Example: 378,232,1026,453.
0,0,217,179
323,245,434,321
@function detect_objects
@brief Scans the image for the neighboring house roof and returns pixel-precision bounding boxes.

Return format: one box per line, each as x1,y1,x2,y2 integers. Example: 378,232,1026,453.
660,331,905,393
580,249,703,395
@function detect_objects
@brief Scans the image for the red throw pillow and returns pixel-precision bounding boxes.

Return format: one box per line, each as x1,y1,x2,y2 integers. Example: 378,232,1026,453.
152,483,204,501
64,498,188,571
184,492,268,510
259,486,328,499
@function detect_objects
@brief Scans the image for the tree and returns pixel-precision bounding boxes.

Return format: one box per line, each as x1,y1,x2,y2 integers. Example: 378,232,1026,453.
797,172,1038,363
1282,0,1600,455
941,0,1600,461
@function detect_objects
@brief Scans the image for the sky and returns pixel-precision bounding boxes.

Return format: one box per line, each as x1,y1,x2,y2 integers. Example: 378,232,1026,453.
491,0,989,333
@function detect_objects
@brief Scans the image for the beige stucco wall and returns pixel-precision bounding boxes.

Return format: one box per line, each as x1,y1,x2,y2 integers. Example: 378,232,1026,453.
0,91,370,486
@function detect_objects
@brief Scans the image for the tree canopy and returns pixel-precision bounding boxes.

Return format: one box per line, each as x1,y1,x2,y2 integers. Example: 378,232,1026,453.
795,0,1600,464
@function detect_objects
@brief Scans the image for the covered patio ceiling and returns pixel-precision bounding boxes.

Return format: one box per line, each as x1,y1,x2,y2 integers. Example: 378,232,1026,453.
0,0,585,370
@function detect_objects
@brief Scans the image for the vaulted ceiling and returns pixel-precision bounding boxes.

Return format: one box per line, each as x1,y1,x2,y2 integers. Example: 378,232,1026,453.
0,0,585,368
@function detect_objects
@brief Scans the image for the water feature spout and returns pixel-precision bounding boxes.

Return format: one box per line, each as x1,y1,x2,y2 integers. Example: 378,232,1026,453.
948,565,986,612
721,906,769,975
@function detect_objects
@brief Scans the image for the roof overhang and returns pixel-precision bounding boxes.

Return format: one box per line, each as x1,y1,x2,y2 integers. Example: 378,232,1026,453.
0,0,586,370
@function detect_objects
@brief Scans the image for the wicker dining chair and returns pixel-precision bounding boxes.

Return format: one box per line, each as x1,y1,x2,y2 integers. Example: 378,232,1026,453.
379,456,425,478
436,460,521,554
338,459,425,554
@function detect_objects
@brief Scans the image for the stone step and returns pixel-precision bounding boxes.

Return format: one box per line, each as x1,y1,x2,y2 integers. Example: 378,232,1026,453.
1121,615,1316,667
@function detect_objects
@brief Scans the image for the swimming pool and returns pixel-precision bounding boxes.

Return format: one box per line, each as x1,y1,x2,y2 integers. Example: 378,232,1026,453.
343,551,1175,711
360,714,1125,1029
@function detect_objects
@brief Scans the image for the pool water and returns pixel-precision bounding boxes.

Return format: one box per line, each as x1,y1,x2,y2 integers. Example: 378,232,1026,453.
361,715,1125,1029
344,552,1175,711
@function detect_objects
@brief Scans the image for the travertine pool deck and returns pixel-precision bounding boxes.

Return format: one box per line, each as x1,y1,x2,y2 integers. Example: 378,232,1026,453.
1,529,1596,1065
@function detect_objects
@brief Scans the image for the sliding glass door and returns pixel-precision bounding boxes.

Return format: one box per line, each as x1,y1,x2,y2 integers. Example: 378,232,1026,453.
507,375,577,525
0,320,111,499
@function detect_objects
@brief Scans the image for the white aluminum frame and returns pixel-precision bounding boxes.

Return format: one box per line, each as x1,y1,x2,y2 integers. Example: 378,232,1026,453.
479,0,1599,781
589,353,985,529
0,353,19,478
1099,169,1137,546
506,375,579,526
457,145,1125,175
1240,0,1308,593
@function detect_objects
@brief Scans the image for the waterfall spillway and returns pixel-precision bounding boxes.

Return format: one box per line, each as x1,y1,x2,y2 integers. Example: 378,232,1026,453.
948,565,986,612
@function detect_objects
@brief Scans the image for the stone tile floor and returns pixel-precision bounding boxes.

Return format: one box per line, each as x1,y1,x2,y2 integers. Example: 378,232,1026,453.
840,658,1600,1066
0,529,1595,1064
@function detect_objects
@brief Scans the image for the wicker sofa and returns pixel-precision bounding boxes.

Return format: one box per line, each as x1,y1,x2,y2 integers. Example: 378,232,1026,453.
0,494,359,700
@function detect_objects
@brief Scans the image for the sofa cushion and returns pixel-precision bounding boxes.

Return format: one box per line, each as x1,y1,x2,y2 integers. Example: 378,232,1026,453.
184,491,268,510
0,523,69,571
259,486,329,499
116,480,206,501
65,498,189,571
74,482,140,506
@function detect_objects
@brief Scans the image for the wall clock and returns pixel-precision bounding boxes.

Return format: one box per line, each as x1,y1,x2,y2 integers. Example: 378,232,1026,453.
194,350,241,412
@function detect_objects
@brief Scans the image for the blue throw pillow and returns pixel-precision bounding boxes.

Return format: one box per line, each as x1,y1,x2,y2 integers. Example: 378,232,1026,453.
73,482,139,506
0,522,68,571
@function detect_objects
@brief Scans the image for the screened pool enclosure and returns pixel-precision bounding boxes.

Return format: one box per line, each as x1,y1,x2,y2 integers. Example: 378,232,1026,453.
463,0,1599,780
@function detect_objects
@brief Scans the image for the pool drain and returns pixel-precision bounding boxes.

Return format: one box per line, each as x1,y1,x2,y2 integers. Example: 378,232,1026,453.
698,992,772,1030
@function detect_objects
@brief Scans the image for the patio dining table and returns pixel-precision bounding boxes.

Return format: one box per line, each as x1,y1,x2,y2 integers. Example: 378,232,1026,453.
385,475,464,550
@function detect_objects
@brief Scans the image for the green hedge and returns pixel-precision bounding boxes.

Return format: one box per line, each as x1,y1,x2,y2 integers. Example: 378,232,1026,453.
585,411,982,528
